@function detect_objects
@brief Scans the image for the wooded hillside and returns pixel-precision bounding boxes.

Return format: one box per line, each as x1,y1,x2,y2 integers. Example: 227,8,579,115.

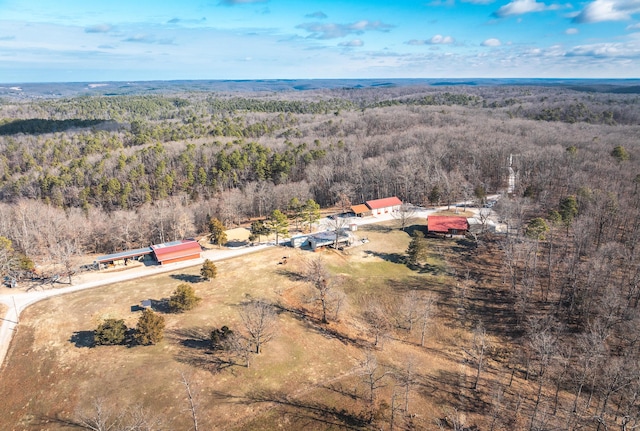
1,84,640,429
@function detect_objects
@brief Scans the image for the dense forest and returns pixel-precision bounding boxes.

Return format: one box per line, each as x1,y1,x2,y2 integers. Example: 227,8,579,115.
0,85,638,257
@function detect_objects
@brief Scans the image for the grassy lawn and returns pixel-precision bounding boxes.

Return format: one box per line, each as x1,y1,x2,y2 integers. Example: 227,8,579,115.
0,221,493,430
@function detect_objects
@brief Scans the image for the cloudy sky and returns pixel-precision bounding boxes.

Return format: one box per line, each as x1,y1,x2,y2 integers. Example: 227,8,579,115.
0,0,639,82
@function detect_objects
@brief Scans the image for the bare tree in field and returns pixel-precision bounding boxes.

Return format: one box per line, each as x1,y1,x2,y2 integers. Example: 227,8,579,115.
362,298,392,348
180,371,201,431
393,203,417,231
528,330,557,431
304,257,344,323
323,216,349,249
466,321,488,391
73,397,160,431
75,397,119,431
50,238,80,284
397,289,421,332
359,351,389,423
240,300,278,354
419,293,437,347
396,356,418,415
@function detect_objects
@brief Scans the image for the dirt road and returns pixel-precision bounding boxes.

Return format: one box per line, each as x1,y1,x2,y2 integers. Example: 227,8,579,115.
0,202,491,371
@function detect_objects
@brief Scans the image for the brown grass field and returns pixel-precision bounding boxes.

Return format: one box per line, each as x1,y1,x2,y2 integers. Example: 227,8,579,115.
0,221,526,430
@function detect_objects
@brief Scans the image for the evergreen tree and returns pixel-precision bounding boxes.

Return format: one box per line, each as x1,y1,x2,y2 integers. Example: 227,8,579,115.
200,259,217,281
267,209,289,245
169,283,202,312
208,216,227,247
611,145,629,162
249,219,269,243
94,318,128,346
406,230,428,266
302,199,321,232
559,195,578,227
135,309,165,345
525,217,550,241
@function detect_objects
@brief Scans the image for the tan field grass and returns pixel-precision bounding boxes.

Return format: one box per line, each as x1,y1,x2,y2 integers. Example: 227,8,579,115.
0,221,521,430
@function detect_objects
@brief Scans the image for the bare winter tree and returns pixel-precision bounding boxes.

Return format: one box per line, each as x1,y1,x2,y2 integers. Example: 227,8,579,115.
50,238,80,284
467,321,488,391
393,203,417,231
362,298,392,348
239,299,278,354
303,256,344,323
72,397,160,431
180,371,201,431
359,350,389,423
419,293,437,347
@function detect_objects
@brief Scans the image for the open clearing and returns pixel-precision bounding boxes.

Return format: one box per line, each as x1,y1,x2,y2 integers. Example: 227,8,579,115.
0,221,512,430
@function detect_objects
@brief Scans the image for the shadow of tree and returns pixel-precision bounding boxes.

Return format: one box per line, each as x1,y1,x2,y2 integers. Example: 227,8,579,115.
36,413,89,429
0,118,108,135
360,224,392,233
170,274,202,283
150,298,171,313
244,389,371,429
404,224,427,237
168,327,211,350
274,304,370,349
368,251,405,264
275,269,306,282
69,330,95,348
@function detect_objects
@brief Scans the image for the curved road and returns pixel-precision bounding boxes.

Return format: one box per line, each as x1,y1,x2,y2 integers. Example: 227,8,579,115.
0,202,492,372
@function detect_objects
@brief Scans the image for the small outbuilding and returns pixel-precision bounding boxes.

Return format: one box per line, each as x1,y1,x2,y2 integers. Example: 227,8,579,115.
351,204,372,217
308,230,353,251
365,196,403,216
427,216,469,236
151,239,202,265
95,247,153,268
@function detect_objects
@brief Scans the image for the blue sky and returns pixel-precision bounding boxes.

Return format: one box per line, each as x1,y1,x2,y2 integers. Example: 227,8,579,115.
0,0,638,82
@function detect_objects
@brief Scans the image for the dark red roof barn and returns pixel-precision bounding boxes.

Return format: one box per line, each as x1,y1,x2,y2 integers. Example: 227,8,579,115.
151,239,202,265
427,216,469,235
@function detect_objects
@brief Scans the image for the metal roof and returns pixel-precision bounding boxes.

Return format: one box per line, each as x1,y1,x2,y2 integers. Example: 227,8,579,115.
365,196,402,210
427,215,469,232
351,204,371,214
95,247,153,263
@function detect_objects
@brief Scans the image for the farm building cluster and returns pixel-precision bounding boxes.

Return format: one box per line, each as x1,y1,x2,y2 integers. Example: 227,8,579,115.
350,196,403,217
94,239,202,269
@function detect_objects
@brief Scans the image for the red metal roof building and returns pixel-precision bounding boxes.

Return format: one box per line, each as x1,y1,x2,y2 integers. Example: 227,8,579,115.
427,216,469,235
365,196,402,215
151,239,202,265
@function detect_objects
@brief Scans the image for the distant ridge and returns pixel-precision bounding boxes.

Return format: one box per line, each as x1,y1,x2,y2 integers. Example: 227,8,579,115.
1,78,640,99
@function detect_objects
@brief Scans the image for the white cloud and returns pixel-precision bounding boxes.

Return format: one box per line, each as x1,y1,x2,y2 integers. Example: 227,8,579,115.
566,40,640,57
429,34,455,44
565,27,579,33
297,20,394,39
482,38,502,46
573,0,640,23
628,22,640,28
306,11,328,19
406,35,454,45
494,0,560,17
85,24,113,33
123,34,175,45
339,39,364,47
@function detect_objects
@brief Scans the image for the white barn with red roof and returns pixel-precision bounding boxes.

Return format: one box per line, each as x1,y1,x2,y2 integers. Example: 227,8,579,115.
365,196,402,216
